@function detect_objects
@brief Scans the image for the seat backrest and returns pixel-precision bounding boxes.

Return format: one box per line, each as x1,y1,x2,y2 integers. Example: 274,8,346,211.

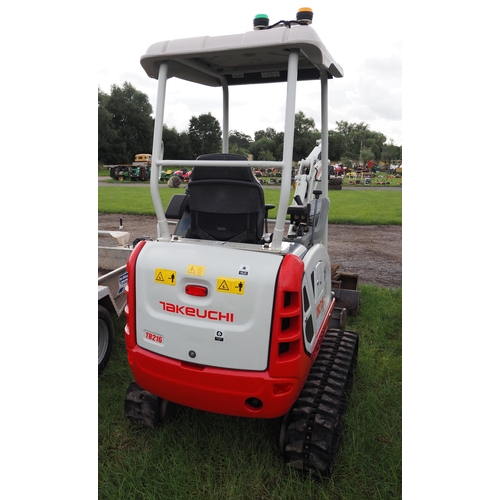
187,154,265,243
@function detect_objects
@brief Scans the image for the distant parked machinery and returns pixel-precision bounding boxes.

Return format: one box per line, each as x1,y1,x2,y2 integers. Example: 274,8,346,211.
109,154,152,181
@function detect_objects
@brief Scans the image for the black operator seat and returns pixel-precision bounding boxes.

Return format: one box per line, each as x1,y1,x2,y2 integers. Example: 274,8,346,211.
186,153,265,243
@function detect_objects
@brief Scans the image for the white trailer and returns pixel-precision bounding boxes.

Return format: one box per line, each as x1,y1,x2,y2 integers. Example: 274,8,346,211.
98,231,132,373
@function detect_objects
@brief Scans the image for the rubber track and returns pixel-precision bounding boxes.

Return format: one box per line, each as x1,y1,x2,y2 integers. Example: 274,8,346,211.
124,381,164,429
282,328,358,477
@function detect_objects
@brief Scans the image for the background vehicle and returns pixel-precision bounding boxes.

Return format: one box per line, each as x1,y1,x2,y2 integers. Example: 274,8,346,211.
109,153,152,181
173,169,192,182
123,9,358,477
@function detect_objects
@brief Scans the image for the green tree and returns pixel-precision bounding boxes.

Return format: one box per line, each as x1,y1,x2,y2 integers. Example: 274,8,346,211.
293,111,319,162
334,121,387,162
360,147,375,166
340,156,353,169
249,137,276,161
273,131,284,160
360,134,385,162
98,88,126,164
327,130,345,162
254,127,277,142
253,128,284,160
177,131,194,160
381,141,402,163
335,121,366,159
294,111,316,135
188,112,222,157
104,82,154,163
162,126,193,160
229,130,253,156
162,126,179,159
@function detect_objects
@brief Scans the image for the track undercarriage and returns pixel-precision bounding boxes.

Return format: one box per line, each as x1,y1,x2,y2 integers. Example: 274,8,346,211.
279,327,358,477
125,317,358,478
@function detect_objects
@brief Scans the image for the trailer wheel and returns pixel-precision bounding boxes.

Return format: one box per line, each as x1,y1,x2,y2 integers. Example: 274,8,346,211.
98,305,114,374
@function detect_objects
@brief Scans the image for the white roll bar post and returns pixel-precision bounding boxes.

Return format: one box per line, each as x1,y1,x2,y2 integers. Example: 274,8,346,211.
271,49,299,251
320,70,329,248
151,62,171,240
222,82,229,153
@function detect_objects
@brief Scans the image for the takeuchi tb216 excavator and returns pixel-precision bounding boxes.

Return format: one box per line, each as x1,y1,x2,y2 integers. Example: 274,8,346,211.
123,8,359,477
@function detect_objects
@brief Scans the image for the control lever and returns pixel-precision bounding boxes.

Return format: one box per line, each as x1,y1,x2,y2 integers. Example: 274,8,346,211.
310,190,322,246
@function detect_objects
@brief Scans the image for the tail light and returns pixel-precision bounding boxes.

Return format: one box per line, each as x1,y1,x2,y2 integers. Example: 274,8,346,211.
185,284,208,297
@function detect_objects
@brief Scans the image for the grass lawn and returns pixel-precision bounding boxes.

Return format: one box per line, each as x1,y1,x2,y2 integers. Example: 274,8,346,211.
98,177,402,498
98,186,402,225
99,285,402,500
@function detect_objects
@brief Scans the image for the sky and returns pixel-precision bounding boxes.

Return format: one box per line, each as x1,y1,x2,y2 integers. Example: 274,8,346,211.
97,1,402,147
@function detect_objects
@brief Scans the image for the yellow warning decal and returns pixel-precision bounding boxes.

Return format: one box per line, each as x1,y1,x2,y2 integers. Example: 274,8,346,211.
187,264,205,276
154,268,176,286
216,277,245,295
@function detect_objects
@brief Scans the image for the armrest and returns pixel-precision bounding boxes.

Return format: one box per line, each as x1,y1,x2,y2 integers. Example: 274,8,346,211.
165,194,189,219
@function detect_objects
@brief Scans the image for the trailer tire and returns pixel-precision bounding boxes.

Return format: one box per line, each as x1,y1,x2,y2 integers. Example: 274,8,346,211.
98,305,114,374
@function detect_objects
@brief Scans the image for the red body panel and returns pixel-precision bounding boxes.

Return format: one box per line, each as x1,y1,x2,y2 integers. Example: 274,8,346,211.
125,243,334,418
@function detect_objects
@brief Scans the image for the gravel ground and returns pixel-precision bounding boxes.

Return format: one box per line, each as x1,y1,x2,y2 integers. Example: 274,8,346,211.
98,213,401,288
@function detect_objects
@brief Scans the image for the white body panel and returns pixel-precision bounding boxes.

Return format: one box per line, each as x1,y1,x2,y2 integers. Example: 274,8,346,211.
134,240,284,371
301,244,331,354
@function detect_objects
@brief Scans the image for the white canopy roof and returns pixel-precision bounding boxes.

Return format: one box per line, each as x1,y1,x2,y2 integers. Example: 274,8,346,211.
140,25,343,87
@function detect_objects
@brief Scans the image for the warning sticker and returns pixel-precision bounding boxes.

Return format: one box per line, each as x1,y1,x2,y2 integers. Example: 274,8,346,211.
187,264,205,276
214,330,224,342
154,268,176,286
216,277,245,295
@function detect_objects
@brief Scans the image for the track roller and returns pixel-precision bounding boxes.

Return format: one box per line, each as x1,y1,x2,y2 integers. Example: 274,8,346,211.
280,328,358,477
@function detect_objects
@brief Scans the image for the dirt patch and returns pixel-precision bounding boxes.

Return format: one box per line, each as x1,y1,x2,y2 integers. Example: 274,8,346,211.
98,213,401,288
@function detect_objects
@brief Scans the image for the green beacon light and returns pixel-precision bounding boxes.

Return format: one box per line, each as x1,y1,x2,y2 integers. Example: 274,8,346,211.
296,7,313,24
253,13,269,30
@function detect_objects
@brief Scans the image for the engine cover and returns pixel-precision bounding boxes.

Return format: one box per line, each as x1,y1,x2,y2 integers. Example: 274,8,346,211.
133,239,284,370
